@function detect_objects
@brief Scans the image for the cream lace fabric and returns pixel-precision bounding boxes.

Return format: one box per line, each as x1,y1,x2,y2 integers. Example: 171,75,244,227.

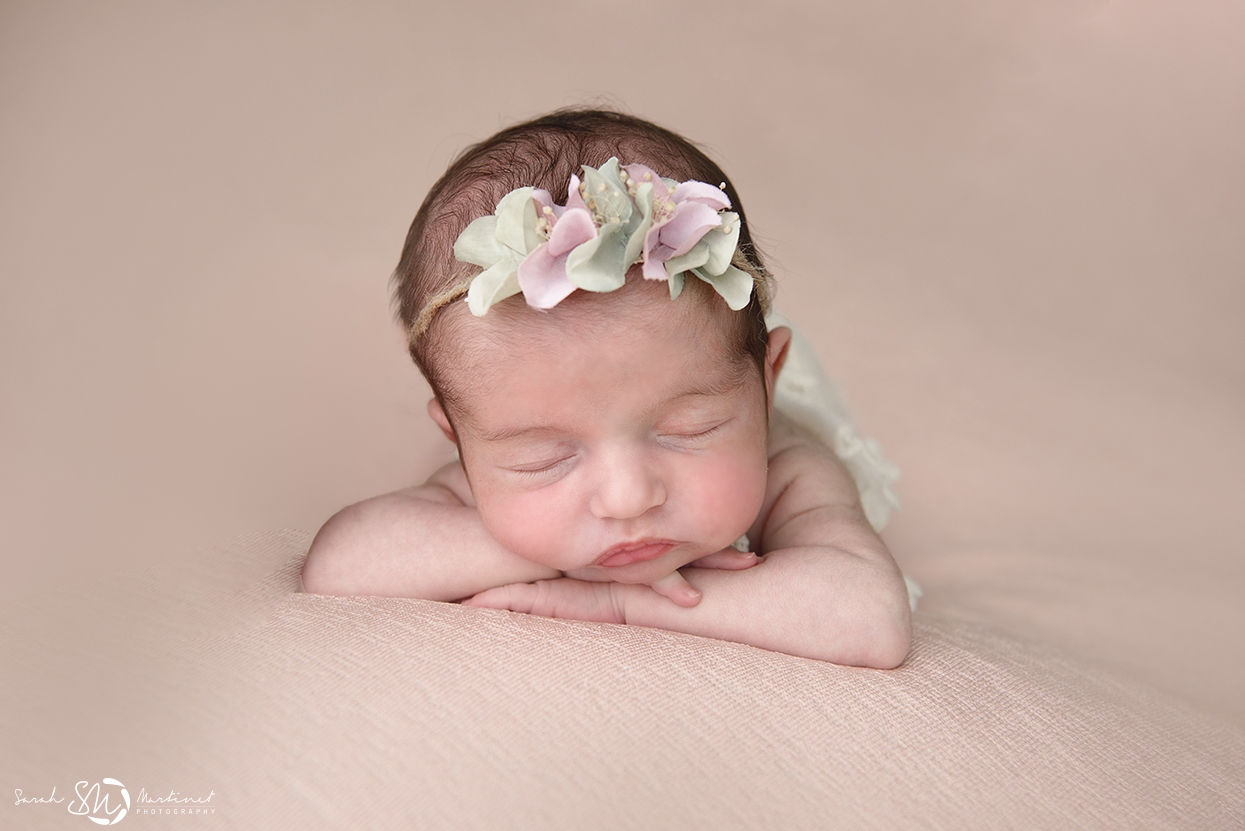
768,313,921,611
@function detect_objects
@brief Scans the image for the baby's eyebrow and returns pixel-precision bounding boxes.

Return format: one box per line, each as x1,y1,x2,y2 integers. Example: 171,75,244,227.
473,424,564,443
670,368,750,400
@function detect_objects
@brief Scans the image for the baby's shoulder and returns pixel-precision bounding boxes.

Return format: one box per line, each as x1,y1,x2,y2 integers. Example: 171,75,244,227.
421,460,475,507
767,407,833,462
765,409,862,506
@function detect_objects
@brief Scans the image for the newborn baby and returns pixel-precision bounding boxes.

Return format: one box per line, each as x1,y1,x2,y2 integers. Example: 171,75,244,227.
301,109,912,668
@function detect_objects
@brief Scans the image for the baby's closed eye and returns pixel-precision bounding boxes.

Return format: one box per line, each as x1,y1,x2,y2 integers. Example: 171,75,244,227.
489,438,581,482
656,418,735,448
506,454,577,478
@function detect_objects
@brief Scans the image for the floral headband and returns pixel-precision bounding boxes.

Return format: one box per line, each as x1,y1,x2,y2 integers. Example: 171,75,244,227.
409,158,768,343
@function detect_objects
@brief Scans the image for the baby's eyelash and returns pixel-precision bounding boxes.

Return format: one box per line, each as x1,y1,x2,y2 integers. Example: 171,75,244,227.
661,421,730,442
509,456,574,477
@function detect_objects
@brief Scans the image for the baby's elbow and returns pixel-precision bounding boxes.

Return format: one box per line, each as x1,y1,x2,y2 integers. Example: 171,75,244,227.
847,575,913,670
300,503,368,595
865,612,912,669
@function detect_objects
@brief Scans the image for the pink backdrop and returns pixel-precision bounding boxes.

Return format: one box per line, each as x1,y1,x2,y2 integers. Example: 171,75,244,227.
3,0,1242,764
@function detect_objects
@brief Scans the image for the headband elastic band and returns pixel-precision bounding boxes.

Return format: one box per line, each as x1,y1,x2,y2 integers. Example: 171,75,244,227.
408,249,772,348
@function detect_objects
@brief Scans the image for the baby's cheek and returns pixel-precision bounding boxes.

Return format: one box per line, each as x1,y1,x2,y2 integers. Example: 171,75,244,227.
477,490,578,570
683,453,768,543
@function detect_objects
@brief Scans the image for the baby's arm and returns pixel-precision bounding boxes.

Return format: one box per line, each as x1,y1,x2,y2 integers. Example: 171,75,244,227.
468,413,913,668
301,461,561,601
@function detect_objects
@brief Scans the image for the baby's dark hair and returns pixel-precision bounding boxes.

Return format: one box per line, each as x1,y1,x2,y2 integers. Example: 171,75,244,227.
393,108,773,401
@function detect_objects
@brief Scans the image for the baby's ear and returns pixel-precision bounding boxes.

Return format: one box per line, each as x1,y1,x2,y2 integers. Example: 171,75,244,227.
426,398,457,444
764,326,793,403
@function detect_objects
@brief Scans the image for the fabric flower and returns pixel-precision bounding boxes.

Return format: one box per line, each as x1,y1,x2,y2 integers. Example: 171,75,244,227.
623,163,727,280
623,164,753,309
516,179,597,309
563,158,648,294
454,186,540,316
453,158,755,316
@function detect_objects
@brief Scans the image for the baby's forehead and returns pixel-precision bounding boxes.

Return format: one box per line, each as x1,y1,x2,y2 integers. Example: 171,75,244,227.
431,283,748,404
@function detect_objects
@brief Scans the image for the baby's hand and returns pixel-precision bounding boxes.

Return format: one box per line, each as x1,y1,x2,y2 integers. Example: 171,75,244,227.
646,548,761,606
563,547,761,608
463,578,626,623
646,570,702,608
462,549,761,622
558,566,702,607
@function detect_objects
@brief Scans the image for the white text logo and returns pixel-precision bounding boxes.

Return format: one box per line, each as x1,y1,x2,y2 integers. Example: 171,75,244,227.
67,778,130,825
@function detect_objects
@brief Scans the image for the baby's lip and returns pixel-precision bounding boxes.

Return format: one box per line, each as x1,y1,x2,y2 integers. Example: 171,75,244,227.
594,539,677,568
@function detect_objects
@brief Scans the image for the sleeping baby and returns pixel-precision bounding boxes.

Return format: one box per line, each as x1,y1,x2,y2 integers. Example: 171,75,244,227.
300,108,915,668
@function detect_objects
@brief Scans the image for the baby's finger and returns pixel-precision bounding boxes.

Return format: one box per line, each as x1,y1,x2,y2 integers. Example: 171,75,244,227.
648,570,702,607
561,566,612,582
687,550,760,570
462,583,538,613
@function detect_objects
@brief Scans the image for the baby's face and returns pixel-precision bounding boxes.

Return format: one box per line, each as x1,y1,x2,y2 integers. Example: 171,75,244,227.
434,284,773,584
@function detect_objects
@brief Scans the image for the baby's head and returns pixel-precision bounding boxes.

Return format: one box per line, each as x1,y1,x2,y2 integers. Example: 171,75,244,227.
393,109,789,581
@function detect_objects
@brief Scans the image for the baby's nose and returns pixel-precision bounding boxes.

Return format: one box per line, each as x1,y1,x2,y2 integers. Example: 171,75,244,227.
588,451,666,520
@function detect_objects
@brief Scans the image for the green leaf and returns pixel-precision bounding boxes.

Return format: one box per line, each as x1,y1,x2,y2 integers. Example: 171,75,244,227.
493,187,537,254
668,271,686,300
693,264,753,310
623,181,654,266
566,223,629,292
466,259,522,316
664,238,711,277
701,211,740,276
580,159,633,226
453,215,504,267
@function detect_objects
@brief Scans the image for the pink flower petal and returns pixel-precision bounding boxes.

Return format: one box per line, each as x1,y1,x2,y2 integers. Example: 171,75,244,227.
672,180,731,211
547,207,596,257
659,201,721,259
517,245,577,309
622,163,671,200
531,189,564,221
565,174,588,213
642,254,670,282
641,220,666,260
